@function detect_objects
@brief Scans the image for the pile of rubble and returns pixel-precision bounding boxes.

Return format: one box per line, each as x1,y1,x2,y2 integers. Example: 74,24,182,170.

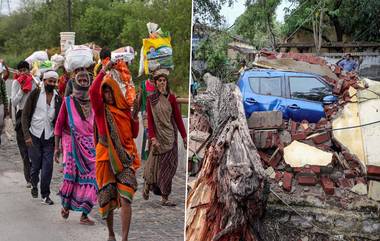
188,51,380,240
250,50,380,203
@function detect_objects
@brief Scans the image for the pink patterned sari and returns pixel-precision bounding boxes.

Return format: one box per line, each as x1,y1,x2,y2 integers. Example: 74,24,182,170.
58,96,98,214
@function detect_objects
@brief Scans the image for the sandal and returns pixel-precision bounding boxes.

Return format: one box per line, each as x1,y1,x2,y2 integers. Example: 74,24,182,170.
80,216,95,225
161,200,176,207
61,208,69,219
107,237,117,241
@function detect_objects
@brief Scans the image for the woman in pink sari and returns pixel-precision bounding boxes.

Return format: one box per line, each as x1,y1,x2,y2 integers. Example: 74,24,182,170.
54,70,97,225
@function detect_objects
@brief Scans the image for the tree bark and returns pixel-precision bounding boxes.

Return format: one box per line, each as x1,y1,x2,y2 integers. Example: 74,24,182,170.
326,0,343,42
186,73,268,241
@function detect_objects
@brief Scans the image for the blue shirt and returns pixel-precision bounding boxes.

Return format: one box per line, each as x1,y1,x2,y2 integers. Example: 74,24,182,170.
338,59,358,72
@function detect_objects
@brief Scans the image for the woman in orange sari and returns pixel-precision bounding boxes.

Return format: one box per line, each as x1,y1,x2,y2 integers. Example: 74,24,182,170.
89,60,140,241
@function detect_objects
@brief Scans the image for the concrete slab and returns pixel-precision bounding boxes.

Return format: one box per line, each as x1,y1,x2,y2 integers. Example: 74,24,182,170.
284,141,332,167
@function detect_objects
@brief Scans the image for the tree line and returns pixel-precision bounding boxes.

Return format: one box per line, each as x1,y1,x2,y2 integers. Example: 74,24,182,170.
0,0,192,95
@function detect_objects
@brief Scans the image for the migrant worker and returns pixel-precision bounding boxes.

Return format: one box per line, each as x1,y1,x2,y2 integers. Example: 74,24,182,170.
21,70,62,204
0,59,9,145
64,67,92,97
143,69,187,206
90,60,140,241
338,53,358,72
54,70,97,224
93,47,111,77
11,61,35,187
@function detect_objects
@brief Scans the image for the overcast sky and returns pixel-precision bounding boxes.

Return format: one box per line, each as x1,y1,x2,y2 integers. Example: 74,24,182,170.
221,0,295,26
0,0,22,15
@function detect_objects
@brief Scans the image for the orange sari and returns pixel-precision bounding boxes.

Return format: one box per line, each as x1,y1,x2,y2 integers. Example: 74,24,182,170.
96,66,140,219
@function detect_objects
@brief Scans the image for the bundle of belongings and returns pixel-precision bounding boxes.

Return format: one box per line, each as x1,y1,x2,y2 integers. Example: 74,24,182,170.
139,22,174,76
64,45,94,73
103,51,136,109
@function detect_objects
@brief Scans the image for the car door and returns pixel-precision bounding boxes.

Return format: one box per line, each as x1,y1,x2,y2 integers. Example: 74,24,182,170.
285,75,331,123
241,71,287,118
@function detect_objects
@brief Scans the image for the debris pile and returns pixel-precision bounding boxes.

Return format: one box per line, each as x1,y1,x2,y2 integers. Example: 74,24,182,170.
250,51,380,203
188,51,380,240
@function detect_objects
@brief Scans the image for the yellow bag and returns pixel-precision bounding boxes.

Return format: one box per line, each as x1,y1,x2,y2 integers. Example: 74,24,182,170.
142,35,173,74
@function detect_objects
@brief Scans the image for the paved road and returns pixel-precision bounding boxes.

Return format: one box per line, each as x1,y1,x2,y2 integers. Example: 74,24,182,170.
0,115,187,241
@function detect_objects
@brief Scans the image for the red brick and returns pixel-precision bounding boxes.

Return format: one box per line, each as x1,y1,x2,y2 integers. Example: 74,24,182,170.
275,171,283,182
297,175,318,186
342,151,354,162
367,165,380,177
334,65,342,75
283,172,293,192
333,79,344,95
293,167,302,173
337,178,354,189
310,165,321,175
316,144,331,151
311,132,331,144
344,169,357,178
321,176,335,195
269,148,282,168
258,151,271,165
292,132,308,141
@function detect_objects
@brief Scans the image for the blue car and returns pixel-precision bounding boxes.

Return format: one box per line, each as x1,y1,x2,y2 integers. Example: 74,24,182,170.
237,69,338,123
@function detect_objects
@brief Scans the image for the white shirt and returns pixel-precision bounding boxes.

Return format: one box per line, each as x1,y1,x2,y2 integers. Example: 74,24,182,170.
29,85,57,140
11,79,36,111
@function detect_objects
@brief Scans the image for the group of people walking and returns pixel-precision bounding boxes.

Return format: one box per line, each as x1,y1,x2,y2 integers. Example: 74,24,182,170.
0,46,187,241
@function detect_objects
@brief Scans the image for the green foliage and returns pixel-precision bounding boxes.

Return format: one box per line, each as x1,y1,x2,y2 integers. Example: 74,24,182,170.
193,0,236,26
282,0,380,42
0,0,192,96
195,32,234,80
234,0,281,49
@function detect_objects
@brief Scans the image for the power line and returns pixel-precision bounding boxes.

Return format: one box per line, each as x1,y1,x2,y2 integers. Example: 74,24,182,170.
284,1,323,43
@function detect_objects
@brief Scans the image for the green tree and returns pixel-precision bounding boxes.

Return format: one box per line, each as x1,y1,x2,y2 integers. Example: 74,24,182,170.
0,0,192,96
282,0,380,42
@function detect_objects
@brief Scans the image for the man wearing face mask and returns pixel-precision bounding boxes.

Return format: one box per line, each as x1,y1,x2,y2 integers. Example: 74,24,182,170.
21,70,62,204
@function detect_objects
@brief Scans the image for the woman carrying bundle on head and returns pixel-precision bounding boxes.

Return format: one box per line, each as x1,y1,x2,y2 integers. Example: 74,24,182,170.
143,68,187,206
54,69,98,225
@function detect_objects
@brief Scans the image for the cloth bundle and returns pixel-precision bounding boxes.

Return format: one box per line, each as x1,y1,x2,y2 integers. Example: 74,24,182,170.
64,45,94,72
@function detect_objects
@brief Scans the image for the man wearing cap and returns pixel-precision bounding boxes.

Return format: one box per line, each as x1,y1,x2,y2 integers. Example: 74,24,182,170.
338,53,358,72
21,70,62,205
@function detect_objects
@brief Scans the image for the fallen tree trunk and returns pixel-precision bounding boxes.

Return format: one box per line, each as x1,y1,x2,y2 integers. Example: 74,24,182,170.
186,73,269,241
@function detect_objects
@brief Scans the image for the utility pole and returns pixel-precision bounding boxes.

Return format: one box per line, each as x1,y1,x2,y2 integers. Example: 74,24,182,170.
68,0,72,31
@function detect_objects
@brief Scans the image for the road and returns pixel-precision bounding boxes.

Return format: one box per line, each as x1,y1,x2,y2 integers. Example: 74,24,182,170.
0,109,187,241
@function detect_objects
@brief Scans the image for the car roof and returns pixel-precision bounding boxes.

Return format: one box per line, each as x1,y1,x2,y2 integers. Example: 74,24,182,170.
242,68,322,78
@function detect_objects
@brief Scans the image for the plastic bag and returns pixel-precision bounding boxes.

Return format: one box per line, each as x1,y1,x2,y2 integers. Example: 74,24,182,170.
64,45,94,72
51,54,65,70
25,51,48,65
111,46,135,64
39,60,53,74
142,34,174,74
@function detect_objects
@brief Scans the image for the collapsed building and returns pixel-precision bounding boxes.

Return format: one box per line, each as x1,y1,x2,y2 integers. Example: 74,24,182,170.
187,51,380,241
